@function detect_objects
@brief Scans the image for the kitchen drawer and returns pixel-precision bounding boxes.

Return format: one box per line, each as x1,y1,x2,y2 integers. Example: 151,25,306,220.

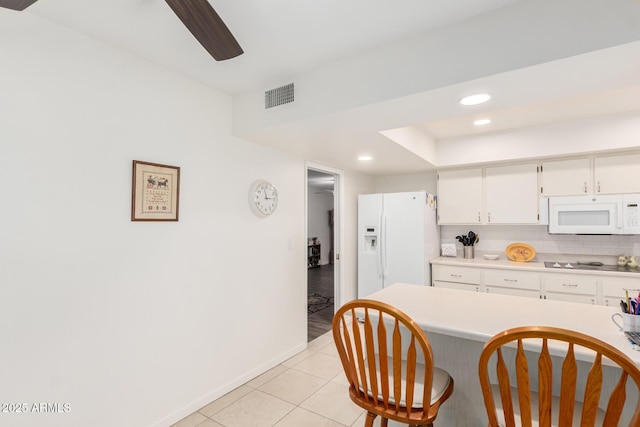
544,275,597,295
483,270,539,290
432,265,481,285
544,292,597,305
601,277,640,298
484,286,539,299
433,280,480,292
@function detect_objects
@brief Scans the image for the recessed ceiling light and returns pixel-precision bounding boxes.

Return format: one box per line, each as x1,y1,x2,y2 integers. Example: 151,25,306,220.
358,156,373,161
474,118,491,126
460,93,491,106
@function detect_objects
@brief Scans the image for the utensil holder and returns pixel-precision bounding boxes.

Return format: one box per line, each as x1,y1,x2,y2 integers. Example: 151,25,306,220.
463,246,474,259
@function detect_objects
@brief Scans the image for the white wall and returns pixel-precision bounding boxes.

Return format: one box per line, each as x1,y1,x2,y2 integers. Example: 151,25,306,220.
373,172,437,194
440,225,640,262
0,14,308,427
341,171,376,303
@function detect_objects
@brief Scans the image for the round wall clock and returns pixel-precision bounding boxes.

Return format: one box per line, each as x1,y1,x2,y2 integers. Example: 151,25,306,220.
249,180,278,217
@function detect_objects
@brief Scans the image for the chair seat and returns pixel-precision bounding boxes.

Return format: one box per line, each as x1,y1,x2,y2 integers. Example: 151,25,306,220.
491,384,605,427
360,356,452,408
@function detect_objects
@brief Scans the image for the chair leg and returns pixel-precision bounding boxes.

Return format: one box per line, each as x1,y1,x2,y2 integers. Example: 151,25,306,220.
364,412,376,427
380,417,388,427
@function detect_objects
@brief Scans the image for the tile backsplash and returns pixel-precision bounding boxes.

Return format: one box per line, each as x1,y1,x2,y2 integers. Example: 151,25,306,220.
441,225,640,261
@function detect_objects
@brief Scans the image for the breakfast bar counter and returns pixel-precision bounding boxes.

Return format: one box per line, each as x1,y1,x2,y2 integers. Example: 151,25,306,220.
365,283,638,426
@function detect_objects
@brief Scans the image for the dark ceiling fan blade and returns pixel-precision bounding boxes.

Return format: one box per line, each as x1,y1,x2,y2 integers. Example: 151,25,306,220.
165,0,243,61
0,0,39,11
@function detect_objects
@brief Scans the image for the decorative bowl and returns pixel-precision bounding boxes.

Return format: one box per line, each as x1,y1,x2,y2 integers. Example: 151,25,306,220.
505,243,536,262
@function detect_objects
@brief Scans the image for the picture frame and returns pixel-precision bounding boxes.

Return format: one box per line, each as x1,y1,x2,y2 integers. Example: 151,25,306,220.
131,160,180,221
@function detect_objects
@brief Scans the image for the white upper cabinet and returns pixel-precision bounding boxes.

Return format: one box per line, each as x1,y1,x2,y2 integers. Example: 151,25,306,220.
437,168,482,224
594,153,640,194
437,164,539,225
437,152,640,225
485,163,539,224
541,158,591,196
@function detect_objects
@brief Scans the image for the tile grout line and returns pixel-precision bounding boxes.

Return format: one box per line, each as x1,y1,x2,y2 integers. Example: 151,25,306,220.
177,329,346,427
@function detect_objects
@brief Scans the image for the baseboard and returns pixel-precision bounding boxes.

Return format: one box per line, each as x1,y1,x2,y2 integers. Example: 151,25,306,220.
149,341,308,427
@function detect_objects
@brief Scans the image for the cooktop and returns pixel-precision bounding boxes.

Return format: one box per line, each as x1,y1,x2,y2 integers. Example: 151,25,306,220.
544,261,640,273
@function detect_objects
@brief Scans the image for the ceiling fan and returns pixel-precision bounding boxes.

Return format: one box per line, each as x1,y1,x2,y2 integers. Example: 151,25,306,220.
0,0,244,61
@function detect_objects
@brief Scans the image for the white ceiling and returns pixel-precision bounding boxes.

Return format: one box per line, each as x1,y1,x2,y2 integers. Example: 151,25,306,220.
25,0,525,95
16,0,640,175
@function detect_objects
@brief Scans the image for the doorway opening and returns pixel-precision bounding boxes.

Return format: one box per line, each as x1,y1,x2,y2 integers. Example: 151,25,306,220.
306,165,341,342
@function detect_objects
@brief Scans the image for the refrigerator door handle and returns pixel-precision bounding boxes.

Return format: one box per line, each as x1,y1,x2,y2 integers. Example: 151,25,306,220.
377,212,383,278
382,213,388,279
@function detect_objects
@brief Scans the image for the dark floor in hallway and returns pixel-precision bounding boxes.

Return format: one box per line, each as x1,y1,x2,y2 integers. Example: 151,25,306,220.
307,264,334,342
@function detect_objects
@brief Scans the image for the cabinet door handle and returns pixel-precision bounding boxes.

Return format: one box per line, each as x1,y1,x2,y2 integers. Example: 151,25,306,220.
488,212,491,223
450,274,462,278
562,283,578,287
504,278,517,283
478,212,481,223
584,182,587,193
597,181,601,193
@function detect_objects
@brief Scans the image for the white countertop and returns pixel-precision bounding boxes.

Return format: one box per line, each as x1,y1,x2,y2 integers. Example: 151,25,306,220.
366,283,640,365
431,255,640,278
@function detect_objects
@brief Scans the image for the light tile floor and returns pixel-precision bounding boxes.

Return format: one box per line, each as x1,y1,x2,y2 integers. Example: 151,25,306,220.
170,330,402,427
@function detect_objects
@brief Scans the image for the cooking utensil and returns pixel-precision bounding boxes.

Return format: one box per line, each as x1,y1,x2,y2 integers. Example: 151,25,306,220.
577,261,604,266
456,231,479,246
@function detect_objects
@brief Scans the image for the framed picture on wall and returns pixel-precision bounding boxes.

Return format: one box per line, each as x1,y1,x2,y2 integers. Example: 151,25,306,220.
131,160,180,221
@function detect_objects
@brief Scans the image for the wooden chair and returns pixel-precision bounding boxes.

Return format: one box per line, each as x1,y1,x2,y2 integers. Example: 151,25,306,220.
478,326,640,427
332,299,454,427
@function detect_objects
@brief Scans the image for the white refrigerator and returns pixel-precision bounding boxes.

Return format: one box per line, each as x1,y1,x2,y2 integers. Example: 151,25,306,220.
358,191,439,298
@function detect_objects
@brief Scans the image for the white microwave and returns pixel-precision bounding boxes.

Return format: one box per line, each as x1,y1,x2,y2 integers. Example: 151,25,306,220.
548,194,640,235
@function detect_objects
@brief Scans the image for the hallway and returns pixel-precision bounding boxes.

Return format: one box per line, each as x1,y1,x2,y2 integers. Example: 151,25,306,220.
307,264,334,342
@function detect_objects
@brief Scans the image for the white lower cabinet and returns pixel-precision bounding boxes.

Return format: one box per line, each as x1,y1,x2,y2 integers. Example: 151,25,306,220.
431,263,631,306
542,274,597,305
432,265,481,292
483,269,540,299
433,280,480,292
484,286,540,299
432,265,539,297
601,277,640,307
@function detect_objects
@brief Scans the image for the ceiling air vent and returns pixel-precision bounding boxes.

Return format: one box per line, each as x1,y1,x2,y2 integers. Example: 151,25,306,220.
265,83,294,109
